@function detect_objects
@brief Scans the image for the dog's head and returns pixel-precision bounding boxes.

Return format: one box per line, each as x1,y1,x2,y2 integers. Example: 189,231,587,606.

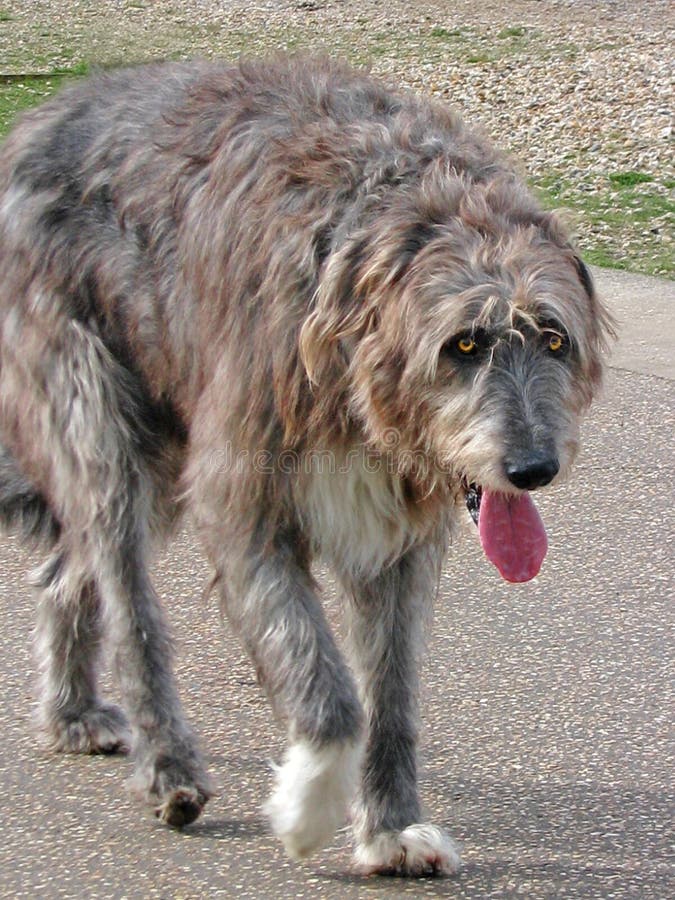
299,169,616,581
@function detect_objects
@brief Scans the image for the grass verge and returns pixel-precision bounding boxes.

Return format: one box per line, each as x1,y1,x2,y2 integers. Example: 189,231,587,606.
0,63,89,134
536,173,674,277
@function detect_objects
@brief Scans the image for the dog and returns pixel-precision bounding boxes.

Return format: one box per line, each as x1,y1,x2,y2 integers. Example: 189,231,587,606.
0,56,613,876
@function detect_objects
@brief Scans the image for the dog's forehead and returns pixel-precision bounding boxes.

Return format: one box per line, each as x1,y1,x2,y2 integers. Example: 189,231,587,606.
406,282,542,340
398,223,591,335
405,255,584,340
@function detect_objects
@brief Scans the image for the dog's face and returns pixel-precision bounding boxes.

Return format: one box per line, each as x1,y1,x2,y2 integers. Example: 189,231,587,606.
371,235,602,490
300,176,614,580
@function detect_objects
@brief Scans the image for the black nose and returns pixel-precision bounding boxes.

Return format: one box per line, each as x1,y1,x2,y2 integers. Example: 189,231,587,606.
505,454,559,490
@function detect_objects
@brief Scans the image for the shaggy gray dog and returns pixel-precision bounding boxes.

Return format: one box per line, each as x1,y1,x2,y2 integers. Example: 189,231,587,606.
0,56,612,876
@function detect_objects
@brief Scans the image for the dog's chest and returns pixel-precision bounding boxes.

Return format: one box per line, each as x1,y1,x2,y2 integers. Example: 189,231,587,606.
298,453,422,577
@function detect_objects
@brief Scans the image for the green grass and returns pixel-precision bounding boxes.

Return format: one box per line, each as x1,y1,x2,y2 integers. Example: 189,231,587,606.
536,172,674,277
609,171,655,188
0,64,90,135
429,27,464,40
497,26,527,39
428,22,534,65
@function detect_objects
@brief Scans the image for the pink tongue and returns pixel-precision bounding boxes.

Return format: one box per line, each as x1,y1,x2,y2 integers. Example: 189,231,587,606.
478,490,548,583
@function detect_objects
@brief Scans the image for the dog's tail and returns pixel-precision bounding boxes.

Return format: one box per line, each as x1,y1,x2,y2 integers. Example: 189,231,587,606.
0,443,60,547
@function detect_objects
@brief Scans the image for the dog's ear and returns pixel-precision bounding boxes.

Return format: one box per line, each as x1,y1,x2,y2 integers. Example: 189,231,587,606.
570,253,618,387
573,254,594,300
299,236,377,386
572,253,617,340
300,223,434,386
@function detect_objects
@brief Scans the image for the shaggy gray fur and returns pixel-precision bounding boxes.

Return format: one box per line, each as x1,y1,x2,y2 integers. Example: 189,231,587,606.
0,56,612,874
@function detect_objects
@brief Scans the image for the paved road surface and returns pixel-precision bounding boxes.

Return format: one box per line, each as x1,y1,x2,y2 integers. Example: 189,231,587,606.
0,268,673,898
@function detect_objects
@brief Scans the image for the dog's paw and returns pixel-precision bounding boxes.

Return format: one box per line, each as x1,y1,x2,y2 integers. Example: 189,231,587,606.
42,702,132,755
154,786,211,827
355,823,461,877
265,739,362,859
129,751,212,828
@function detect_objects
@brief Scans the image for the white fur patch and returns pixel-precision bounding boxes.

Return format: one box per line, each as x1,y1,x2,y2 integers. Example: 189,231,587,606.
265,739,362,860
300,447,422,576
355,823,461,876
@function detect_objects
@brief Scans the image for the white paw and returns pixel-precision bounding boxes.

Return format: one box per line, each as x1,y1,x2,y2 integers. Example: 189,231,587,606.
355,823,461,877
265,739,362,859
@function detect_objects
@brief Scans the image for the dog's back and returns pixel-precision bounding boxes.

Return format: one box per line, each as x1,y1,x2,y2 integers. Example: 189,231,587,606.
0,58,508,417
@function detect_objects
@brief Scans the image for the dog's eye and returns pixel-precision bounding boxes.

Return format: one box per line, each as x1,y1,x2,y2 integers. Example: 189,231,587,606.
440,329,490,363
545,331,567,354
457,336,477,355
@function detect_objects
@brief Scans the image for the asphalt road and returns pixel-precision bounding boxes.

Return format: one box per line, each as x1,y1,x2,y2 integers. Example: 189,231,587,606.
0,268,673,899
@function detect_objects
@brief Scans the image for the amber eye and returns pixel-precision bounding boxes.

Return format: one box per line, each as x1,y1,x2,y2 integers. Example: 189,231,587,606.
441,329,489,362
547,333,564,353
456,336,477,355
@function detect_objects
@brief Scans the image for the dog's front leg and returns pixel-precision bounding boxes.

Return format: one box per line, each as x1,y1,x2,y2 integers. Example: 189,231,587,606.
206,528,364,860
342,541,461,877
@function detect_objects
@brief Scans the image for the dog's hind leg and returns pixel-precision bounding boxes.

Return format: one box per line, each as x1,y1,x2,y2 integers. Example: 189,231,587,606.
94,518,211,827
1,320,210,826
32,550,132,754
0,445,130,753
342,541,461,877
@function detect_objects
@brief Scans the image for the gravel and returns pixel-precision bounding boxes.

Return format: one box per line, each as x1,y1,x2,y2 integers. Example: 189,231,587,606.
0,0,673,275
